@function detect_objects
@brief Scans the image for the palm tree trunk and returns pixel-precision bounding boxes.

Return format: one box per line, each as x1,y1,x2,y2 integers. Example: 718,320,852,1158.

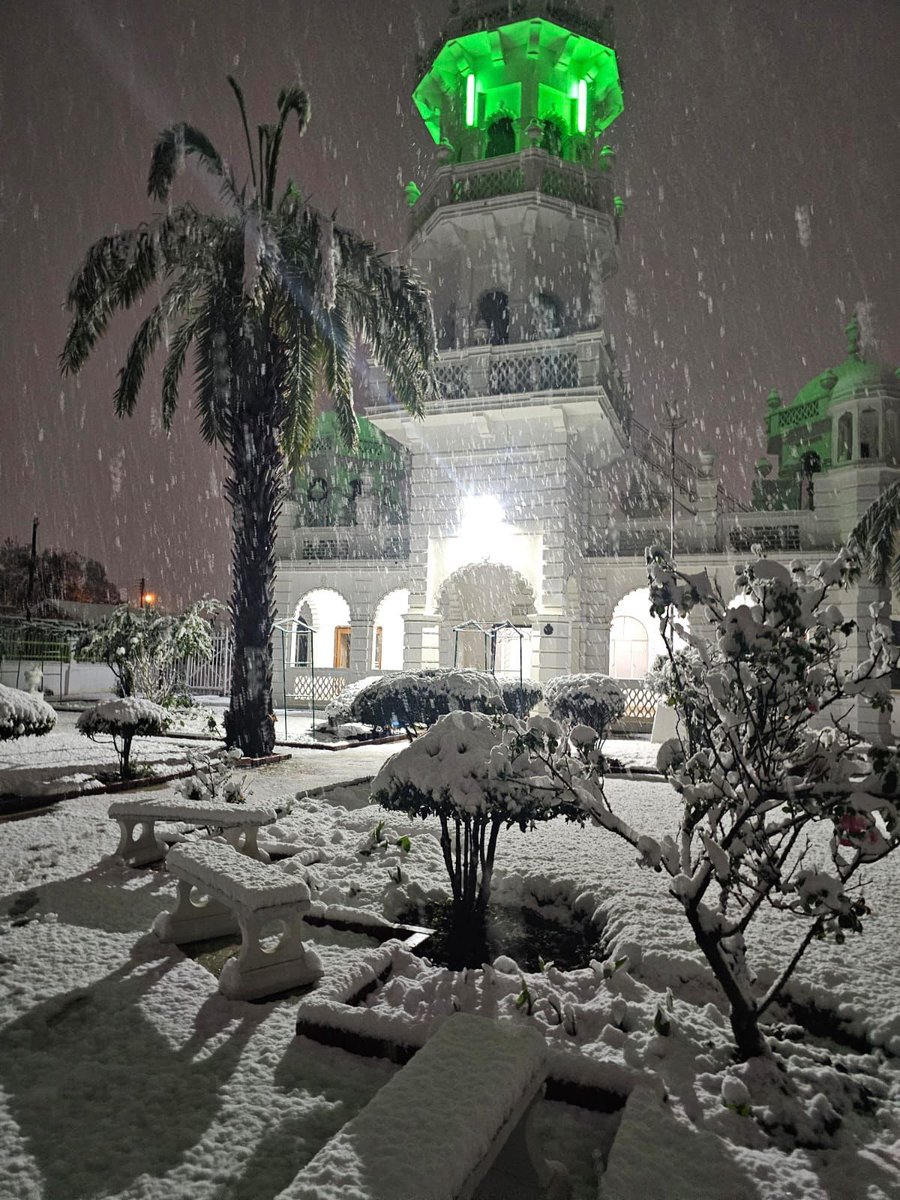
223,358,283,759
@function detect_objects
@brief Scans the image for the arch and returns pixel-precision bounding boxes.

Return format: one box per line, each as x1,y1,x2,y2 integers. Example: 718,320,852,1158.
609,588,688,679
373,588,409,671
478,290,510,346
436,562,536,672
292,588,351,669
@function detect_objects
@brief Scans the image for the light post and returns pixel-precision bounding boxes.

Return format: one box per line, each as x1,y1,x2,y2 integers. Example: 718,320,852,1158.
664,400,687,557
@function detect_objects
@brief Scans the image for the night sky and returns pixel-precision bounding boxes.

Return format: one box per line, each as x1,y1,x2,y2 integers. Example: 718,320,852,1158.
1,0,897,608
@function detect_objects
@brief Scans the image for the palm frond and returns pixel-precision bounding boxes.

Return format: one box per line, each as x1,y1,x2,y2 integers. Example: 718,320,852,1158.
192,292,234,445
227,75,257,193
161,312,202,430
265,81,310,209
849,479,900,591
148,123,224,202
113,273,199,418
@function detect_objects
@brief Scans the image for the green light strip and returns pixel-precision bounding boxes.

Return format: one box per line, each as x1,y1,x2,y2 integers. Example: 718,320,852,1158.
466,73,476,126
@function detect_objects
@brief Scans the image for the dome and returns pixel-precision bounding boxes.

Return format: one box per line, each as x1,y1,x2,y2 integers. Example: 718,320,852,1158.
828,357,899,405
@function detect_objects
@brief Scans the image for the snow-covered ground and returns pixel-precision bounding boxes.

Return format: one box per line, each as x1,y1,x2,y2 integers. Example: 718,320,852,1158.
1,737,898,1198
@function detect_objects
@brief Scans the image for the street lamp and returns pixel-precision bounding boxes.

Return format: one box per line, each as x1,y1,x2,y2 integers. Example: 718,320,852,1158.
664,399,687,557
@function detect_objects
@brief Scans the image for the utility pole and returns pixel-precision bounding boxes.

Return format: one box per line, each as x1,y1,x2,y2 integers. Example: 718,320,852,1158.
664,401,687,557
25,515,39,620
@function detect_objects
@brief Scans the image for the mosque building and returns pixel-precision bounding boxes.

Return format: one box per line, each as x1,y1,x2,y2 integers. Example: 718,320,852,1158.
273,0,899,737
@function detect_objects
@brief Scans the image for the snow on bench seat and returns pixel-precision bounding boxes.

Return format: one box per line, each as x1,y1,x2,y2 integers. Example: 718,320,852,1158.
152,843,322,1000
280,1012,549,1200
108,795,277,865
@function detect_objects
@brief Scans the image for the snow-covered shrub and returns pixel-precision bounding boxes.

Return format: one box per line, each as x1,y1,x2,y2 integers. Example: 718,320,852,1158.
543,549,900,1061
544,673,625,739
350,669,503,736
370,709,585,964
323,675,384,728
0,684,57,740
495,675,543,719
79,600,222,703
77,696,169,779
176,746,250,804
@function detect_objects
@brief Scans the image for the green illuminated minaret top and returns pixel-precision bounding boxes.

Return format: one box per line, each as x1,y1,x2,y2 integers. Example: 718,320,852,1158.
413,1,623,164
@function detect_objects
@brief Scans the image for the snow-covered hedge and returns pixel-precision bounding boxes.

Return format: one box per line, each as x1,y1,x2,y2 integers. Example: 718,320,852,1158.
544,673,625,737
350,669,503,734
495,675,543,719
77,697,170,778
0,684,57,741
323,675,384,728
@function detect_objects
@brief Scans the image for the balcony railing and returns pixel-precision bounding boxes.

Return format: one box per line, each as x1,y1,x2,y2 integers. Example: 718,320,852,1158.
410,148,615,234
277,525,410,562
373,330,630,428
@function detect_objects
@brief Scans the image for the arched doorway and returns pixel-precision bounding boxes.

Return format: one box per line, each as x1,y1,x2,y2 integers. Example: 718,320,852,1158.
293,589,351,668
609,588,687,679
373,588,409,670
436,562,535,672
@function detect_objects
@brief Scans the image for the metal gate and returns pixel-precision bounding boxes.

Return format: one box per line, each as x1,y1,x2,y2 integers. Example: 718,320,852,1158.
183,629,232,696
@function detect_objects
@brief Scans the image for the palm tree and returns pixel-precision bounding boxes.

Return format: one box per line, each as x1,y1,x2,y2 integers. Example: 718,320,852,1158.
61,78,437,757
850,479,900,593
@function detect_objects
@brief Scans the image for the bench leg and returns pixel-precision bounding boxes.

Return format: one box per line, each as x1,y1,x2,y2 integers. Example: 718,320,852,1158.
223,824,271,863
219,910,323,1001
116,817,167,866
152,879,239,945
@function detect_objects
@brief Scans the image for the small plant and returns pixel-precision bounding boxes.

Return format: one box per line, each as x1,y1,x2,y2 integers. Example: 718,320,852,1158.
371,709,585,966
76,696,169,779
544,673,625,739
177,747,248,804
495,675,543,719
0,684,57,741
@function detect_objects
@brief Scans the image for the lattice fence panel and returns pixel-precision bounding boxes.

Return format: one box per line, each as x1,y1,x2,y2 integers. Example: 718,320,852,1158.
452,167,524,204
489,352,579,395
435,363,470,399
729,525,801,553
609,678,657,733
540,168,600,209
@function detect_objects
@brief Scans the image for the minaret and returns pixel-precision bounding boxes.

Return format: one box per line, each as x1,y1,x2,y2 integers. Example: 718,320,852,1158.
366,0,631,679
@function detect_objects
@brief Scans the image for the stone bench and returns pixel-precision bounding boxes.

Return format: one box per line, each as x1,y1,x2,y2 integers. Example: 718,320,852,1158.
277,1012,551,1200
108,796,277,866
152,842,323,1000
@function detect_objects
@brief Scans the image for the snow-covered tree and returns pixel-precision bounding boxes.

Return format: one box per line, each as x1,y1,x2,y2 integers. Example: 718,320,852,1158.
61,78,437,759
370,709,584,965
524,550,899,1060
79,601,221,704
77,697,169,779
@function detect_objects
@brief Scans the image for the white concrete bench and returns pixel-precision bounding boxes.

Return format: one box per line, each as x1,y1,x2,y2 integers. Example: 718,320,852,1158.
278,1012,551,1200
108,796,277,866
152,842,323,1000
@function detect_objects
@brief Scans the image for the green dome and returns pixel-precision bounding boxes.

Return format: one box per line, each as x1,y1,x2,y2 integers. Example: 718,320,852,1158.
828,357,899,404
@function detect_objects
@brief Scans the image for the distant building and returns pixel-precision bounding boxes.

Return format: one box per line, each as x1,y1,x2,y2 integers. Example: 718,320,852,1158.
274,0,899,737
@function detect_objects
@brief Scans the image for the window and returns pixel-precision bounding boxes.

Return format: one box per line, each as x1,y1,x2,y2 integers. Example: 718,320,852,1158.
533,292,562,340
859,409,879,460
485,116,515,158
293,629,311,667
333,626,351,669
609,615,649,679
373,626,383,670
836,412,853,463
478,290,510,345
